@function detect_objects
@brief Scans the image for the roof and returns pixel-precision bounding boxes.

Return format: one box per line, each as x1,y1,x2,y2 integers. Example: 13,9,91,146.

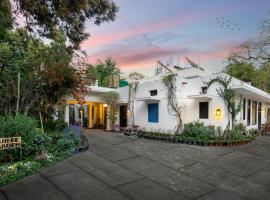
231,83,270,102
89,86,116,93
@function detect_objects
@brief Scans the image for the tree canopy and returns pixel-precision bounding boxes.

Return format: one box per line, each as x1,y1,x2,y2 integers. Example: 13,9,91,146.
12,0,119,49
85,58,120,87
226,15,270,93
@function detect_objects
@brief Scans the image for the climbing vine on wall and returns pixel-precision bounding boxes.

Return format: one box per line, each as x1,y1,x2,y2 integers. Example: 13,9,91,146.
162,73,183,134
128,82,138,126
206,76,242,131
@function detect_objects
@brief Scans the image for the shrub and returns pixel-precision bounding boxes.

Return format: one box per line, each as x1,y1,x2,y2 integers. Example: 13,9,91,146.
233,123,248,135
0,114,38,162
182,121,215,140
33,130,52,151
43,119,68,132
56,126,80,155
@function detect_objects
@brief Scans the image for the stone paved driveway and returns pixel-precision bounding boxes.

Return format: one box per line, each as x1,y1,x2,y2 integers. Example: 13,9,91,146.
1,129,270,200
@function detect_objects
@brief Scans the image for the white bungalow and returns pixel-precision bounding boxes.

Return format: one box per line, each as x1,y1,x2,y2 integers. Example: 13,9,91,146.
64,62,270,132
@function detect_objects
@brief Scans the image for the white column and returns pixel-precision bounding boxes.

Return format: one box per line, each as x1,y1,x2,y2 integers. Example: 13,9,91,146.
106,105,111,131
64,104,69,125
75,105,79,125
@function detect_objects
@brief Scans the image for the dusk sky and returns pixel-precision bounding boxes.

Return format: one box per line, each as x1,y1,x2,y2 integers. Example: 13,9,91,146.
81,0,270,76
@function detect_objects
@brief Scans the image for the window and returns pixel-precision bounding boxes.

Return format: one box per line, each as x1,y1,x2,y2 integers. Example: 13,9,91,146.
199,102,209,119
247,100,251,125
201,87,208,94
150,90,158,96
148,103,159,123
252,101,257,125
243,99,246,120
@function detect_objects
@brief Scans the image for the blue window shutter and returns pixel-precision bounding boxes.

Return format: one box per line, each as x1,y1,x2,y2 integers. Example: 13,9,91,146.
148,103,159,123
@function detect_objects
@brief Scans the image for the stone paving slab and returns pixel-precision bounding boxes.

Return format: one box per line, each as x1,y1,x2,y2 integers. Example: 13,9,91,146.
2,174,69,200
118,156,216,199
197,189,248,200
238,143,270,161
40,160,80,177
201,151,266,177
166,144,234,162
180,162,269,200
117,178,187,200
117,141,196,169
49,170,129,200
0,190,7,200
68,151,143,186
246,171,270,188
85,129,133,145
91,142,137,161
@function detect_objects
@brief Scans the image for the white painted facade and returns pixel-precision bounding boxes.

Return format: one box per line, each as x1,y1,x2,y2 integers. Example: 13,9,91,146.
117,68,270,132
64,67,270,132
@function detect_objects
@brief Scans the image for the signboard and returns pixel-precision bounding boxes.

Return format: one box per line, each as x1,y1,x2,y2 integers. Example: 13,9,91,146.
0,137,21,150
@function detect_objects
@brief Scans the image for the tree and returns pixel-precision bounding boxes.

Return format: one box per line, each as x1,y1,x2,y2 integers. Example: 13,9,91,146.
226,15,270,93
12,0,119,49
102,91,119,130
85,58,120,87
206,76,242,132
228,15,270,65
0,0,12,40
0,29,84,116
127,72,145,126
225,62,256,83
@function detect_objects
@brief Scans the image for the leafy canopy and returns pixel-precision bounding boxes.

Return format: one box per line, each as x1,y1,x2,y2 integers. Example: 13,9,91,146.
13,0,119,49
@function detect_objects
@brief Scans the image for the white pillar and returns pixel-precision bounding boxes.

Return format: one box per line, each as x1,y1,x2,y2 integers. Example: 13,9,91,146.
106,105,111,131
64,104,69,125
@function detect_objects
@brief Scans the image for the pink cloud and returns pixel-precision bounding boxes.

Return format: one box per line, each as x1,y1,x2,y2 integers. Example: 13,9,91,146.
81,10,222,49
88,46,191,68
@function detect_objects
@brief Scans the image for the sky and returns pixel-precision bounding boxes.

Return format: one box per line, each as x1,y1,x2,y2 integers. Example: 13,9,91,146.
81,0,270,76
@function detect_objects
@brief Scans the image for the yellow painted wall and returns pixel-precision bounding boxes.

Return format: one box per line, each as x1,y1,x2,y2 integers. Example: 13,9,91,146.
66,100,106,129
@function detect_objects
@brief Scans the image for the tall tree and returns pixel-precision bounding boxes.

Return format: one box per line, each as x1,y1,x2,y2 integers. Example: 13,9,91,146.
0,0,12,40
86,58,120,87
12,0,119,49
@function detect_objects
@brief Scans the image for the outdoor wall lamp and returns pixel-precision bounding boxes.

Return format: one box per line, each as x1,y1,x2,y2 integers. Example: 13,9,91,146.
215,108,222,119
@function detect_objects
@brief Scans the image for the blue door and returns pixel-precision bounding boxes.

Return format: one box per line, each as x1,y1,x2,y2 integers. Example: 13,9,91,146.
148,103,159,123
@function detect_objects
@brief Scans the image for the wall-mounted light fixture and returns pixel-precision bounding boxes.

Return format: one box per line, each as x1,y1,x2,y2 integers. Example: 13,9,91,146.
215,108,222,119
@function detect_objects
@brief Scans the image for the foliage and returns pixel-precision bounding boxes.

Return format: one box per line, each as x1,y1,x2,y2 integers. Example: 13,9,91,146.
128,72,145,81
56,127,80,156
102,91,119,128
225,62,256,83
102,91,119,104
0,114,39,161
0,161,41,186
207,76,242,129
182,121,216,140
43,119,68,132
86,58,121,87
0,29,84,116
0,0,12,40
12,0,118,49
227,15,270,93
162,73,183,134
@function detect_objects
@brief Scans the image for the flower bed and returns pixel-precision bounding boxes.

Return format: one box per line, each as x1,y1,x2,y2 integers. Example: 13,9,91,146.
139,132,255,147
137,122,256,147
0,115,89,187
